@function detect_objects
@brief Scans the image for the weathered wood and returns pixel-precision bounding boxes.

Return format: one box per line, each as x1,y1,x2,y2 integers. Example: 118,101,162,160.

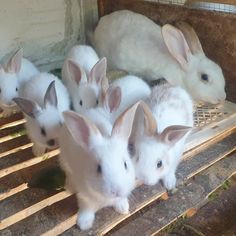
98,0,236,102
108,151,236,236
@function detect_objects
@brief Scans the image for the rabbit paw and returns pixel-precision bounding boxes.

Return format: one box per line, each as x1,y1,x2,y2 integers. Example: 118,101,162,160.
32,144,46,157
114,198,129,214
77,211,95,231
163,173,176,190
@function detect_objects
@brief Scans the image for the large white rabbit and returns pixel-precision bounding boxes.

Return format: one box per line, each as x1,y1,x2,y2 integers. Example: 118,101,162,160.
62,54,108,112
59,102,139,230
94,10,226,104
0,49,39,116
14,73,70,156
130,84,193,190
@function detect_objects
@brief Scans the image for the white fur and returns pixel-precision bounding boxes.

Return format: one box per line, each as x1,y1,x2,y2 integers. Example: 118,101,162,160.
94,10,226,104
19,73,70,156
59,106,137,230
110,75,151,123
133,84,193,190
63,45,99,77
0,57,39,116
61,45,107,112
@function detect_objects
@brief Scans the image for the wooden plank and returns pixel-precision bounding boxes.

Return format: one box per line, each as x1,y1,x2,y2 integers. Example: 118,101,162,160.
108,150,236,236
0,124,25,139
0,149,59,178
0,191,72,230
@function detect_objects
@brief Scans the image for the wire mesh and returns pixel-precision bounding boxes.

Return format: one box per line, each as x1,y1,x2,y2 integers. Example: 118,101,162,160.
194,103,225,128
145,0,236,13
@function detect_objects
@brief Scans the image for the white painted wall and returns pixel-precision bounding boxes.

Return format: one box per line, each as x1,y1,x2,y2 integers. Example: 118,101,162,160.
0,0,98,70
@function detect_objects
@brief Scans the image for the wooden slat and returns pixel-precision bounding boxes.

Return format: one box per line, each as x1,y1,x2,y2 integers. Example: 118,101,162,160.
0,191,72,230
108,151,236,236
0,183,28,201
0,113,24,127
0,149,59,178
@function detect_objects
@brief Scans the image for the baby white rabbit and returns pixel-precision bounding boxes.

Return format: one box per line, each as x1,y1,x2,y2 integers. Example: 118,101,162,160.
0,48,39,116
62,45,100,78
131,84,193,190
13,73,70,156
94,10,226,104
59,102,139,230
110,75,151,123
62,56,108,112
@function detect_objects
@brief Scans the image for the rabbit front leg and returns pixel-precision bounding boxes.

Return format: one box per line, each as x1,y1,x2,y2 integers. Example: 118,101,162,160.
76,197,95,231
113,197,129,214
32,142,46,156
163,170,177,190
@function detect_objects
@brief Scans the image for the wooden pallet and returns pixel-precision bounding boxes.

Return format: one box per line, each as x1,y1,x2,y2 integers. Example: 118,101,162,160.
0,101,236,235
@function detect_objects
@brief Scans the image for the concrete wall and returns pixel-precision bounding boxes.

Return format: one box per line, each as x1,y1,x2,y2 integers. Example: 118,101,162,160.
0,0,98,71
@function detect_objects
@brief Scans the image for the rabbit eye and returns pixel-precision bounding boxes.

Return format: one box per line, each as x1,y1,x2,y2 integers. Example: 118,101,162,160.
157,160,162,168
41,127,46,136
97,164,102,174
0,88,1,93
16,87,18,92
96,99,99,105
124,161,128,170
201,74,209,83
79,100,83,106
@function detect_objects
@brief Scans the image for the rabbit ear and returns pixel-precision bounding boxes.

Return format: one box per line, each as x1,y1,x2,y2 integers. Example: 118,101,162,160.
139,101,157,136
7,48,23,74
104,86,121,113
63,111,102,149
44,81,58,108
89,57,107,85
67,60,85,85
175,21,204,55
162,24,192,71
13,97,41,118
112,101,140,142
161,125,192,145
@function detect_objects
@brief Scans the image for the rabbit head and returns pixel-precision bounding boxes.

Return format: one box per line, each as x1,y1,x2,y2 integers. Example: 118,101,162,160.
0,49,23,107
162,23,226,104
67,57,109,112
63,102,140,199
131,102,192,186
13,81,63,149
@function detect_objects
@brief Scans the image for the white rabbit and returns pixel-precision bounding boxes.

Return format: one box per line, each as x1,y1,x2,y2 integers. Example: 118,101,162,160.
0,48,39,116
13,73,70,156
62,45,100,78
130,84,193,190
110,75,151,123
83,75,151,130
59,102,139,230
62,56,108,112
94,10,226,104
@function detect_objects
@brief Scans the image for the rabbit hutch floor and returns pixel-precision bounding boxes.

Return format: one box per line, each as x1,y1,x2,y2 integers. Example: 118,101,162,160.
0,101,236,235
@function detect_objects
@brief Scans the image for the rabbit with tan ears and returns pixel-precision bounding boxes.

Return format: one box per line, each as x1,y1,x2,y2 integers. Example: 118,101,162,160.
59,102,140,230
130,83,193,190
14,73,70,156
94,10,226,104
62,57,108,112
0,49,39,116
